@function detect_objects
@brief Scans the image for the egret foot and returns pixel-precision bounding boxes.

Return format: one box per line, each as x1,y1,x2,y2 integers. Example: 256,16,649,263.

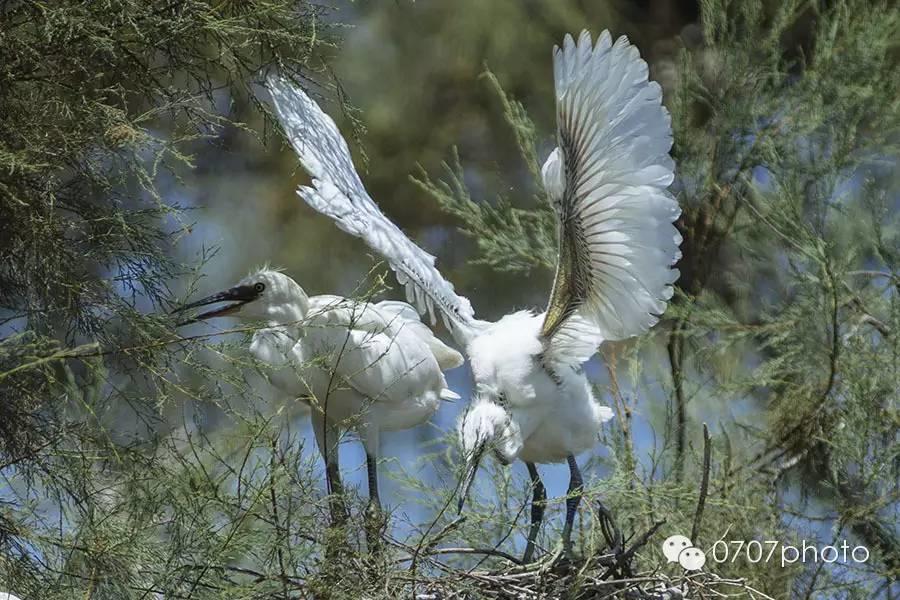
364,500,387,557
522,461,546,564
552,548,577,573
320,461,350,564
328,497,349,528
538,546,576,576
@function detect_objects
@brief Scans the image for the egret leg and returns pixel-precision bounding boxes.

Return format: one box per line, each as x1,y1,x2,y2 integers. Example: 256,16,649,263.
325,460,348,526
523,462,546,564
312,414,348,526
366,452,381,506
364,453,385,555
561,454,583,559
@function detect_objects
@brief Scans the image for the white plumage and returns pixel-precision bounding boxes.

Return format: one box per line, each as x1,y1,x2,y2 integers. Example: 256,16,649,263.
462,311,614,465
268,29,680,561
266,81,475,332
173,269,462,530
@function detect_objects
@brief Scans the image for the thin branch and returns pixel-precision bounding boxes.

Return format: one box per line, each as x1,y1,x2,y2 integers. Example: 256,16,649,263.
691,423,712,543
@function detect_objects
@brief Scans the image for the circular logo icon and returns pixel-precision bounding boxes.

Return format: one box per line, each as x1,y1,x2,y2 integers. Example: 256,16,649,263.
662,534,692,563
678,546,707,571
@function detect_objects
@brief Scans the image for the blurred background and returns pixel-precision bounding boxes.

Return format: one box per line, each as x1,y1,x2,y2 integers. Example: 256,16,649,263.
174,0,702,513
1,0,897,597
168,0,900,591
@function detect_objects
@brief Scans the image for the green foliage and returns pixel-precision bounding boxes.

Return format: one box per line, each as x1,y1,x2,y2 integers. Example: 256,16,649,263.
0,0,327,430
412,146,557,274
1,0,898,598
415,0,900,595
0,1,341,597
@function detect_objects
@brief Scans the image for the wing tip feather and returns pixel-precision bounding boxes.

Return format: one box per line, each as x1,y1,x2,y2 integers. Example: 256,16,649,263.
544,28,681,351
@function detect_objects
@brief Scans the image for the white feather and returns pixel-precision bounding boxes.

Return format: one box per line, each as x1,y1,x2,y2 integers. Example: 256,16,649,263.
267,76,477,342
236,276,459,452
543,30,681,358
266,31,676,482
375,300,465,371
545,312,605,366
465,311,615,464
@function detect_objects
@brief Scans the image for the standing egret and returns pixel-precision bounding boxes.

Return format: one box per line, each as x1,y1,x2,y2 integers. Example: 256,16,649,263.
173,269,463,535
268,29,680,561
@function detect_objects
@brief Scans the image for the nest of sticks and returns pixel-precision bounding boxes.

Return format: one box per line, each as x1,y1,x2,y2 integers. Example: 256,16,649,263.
397,512,773,600
389,429,770,599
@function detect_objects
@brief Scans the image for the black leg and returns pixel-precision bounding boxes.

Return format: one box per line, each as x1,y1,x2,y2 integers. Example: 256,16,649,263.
325,461,348,526
313,415,348,528
561,454,583,559
523,462,546,563
364,453,384,556
366,452,381,507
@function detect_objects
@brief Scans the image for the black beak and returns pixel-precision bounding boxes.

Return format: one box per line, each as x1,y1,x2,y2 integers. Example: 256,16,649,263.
171,284,260,326
457,442,485,514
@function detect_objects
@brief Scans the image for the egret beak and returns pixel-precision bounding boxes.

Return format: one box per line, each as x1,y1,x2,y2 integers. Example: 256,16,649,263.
457,442,485,514
171,284,260,326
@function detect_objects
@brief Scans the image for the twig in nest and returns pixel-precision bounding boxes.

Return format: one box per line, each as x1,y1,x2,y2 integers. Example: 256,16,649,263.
425,546,522,565
599,519,666,581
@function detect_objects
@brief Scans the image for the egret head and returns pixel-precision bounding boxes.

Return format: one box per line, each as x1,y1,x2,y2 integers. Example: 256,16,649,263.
172,268,308,326
456,391,510,514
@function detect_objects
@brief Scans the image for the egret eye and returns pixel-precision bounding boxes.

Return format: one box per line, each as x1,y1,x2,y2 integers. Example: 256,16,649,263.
254,282,265,293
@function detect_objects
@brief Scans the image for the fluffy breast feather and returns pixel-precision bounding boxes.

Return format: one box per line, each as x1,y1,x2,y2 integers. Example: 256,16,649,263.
467,311,543,396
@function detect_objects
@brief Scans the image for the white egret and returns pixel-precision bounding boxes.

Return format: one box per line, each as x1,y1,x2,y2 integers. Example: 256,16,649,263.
173,269,463,532
268,29,680,561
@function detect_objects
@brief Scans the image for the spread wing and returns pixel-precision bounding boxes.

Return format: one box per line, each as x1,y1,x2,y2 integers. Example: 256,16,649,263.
540,31,681,364
267,75,476,340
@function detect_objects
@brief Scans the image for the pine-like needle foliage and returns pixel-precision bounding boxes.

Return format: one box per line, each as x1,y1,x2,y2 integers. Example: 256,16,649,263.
0,2,341,598
415,0,899,596
2,0,898,598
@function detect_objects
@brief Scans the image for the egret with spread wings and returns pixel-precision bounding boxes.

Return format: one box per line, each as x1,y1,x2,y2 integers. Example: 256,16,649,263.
268,30,681,562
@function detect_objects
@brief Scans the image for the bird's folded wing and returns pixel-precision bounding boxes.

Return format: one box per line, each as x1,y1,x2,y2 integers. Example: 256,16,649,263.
267,76,476,336
307,296,463,371
375,300,465,370
540,30,681,365
303,297,446,404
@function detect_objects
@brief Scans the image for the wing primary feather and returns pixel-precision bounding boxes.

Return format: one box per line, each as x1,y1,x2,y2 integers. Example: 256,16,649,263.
540,30,681,364
267,75,478,343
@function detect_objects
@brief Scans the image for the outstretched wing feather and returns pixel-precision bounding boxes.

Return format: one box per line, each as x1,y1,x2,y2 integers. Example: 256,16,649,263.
541,31,681,364
267,76,476,336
